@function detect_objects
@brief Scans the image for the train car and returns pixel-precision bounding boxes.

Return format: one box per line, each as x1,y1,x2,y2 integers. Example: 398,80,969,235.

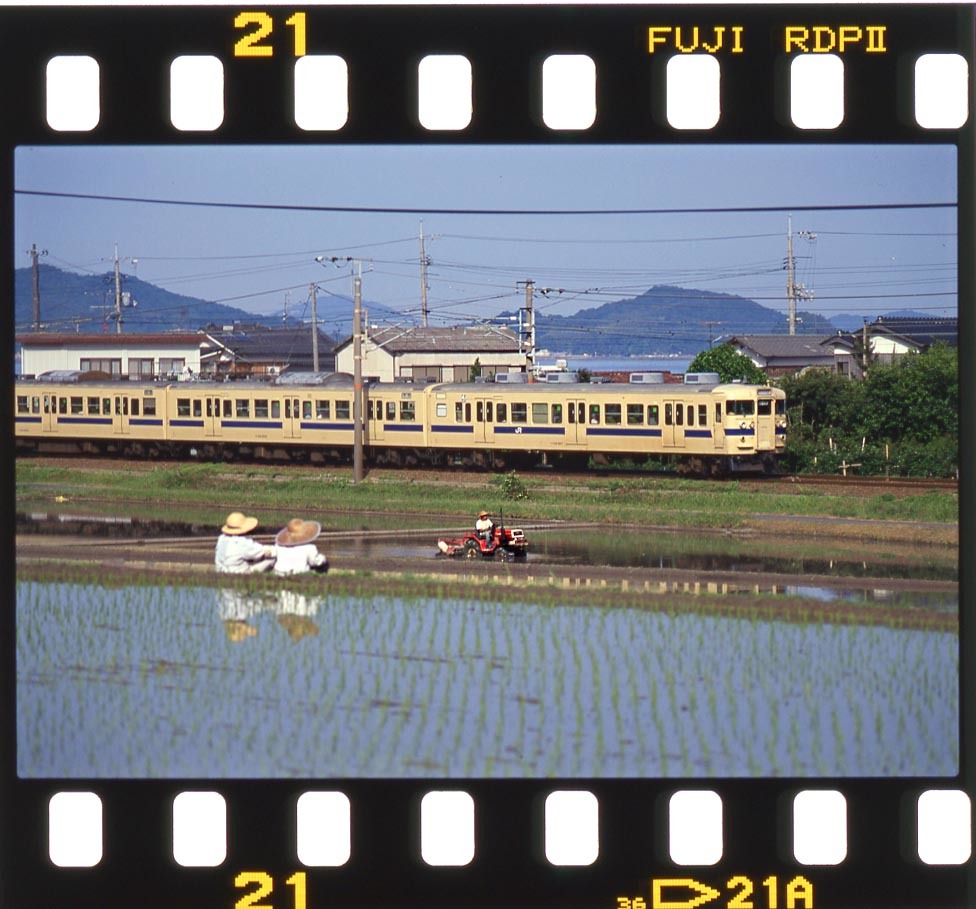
15,372,786,474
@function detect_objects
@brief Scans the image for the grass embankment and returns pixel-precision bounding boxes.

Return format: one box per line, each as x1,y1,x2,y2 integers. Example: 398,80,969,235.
16,461,958,540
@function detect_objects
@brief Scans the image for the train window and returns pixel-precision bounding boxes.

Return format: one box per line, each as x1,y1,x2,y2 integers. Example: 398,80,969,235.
70,396,83,415
675,404,683,426
59,397,68,414
627,404,643,425
605,403,621,425
400,401,416,422
757,400,772,416
336,400,350,420
178,398,190,417
32,397,40,414
486,402,493,422
455,402,463,421
386,401,396,420
699,404,707,424
316,400,330,420
284,400,292,419
465,402,471,422
271,401,281,419
687,405,695,427
131,399,140,417
192,400,201,418
224,400,233,418
497,403,507,422
436,402,447,418
776,400,785,415
207,399,215,418
648,405,659,426
302,401,312,420
577,403,585,424
255,399,269,418
716,403,722,423
665,403,672,425
551,404,562,424
726,400,755,416
589,404,600,424
101,397,110,414
477,402,484,422
568,403,575,424
145,398,157,417
42,396,50,414
512,402,528,423
532,402,548,424
16,396,28,414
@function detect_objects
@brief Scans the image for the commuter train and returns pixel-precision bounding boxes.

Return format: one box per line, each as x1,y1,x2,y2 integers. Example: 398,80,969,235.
15,371,787,475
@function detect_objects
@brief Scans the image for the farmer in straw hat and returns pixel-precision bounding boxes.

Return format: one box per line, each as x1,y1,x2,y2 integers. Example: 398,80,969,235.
273,518,328,576
214,511,276,574
475,509,494,543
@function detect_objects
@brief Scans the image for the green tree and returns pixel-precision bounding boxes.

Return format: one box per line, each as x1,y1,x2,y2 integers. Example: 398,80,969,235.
469,357,482,382
688,343,767,384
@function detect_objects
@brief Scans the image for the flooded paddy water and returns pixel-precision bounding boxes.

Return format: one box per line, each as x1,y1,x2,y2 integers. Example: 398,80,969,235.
16,510,958,778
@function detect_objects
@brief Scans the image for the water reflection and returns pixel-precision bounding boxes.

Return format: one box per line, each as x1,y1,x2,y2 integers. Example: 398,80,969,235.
217,588,321,642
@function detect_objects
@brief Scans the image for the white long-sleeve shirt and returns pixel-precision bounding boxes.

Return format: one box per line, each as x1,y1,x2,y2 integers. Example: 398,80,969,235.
273,543,327,576
214,534,276,573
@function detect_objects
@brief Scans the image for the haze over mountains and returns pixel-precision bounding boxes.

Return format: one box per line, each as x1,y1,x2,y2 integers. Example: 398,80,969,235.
15,264,926,356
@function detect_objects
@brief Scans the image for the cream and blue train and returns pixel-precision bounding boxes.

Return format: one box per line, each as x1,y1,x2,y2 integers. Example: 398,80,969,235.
15,371,786,475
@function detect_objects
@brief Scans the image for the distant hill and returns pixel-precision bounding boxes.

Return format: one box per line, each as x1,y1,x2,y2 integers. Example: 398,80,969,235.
527,285,837,356
14,264,403,340
829,310,935,333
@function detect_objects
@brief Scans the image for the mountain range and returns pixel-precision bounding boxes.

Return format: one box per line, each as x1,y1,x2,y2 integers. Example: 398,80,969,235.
15,265,923,357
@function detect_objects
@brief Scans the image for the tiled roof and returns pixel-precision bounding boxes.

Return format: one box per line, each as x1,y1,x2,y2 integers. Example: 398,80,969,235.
337,326,521,354
729,335,833,359
203,326,338,360
16,331,203,347
871,317,957,348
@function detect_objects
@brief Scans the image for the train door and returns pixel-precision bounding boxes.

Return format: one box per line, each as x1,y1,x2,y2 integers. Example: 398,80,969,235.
369,398,387,443
712,399,725,450
755,392,775,451
41,393,57,432
473,398,495,445
662,400,684,448
283,397,303,439
204,396,224,437
113,394,131,434
566,400,586,445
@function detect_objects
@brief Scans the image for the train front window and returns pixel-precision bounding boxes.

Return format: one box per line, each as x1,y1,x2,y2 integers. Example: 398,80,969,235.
776,400,785,415
726,400,755,416
757,400,772,416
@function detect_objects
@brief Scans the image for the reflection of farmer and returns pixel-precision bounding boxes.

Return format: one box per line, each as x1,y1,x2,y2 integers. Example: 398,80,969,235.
217,587,321,642
274,519,328,576
214,512,276,574
475,510,494,542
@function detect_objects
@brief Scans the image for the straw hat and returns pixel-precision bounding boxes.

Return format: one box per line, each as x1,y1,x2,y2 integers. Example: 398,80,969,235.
276,518,322,547
478,510,490,519
222,511,259,535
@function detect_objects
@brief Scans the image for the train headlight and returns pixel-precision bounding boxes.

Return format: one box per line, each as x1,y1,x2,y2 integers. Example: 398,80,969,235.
739,421,748,430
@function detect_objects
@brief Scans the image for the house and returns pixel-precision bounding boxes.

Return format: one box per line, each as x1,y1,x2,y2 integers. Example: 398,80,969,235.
199,323,337,378
727,335,834,377
16,332,204,379
821,316,958,378
334,325,526,383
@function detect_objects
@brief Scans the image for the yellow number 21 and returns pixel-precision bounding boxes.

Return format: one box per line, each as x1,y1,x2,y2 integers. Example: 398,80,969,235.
234,11,306,58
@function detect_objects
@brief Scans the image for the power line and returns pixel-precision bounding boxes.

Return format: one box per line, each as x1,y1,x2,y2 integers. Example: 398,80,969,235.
14,188,956,216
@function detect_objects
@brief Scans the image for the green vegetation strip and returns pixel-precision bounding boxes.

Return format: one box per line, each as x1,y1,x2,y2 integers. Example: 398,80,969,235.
16,463,958,528
16,561,957,635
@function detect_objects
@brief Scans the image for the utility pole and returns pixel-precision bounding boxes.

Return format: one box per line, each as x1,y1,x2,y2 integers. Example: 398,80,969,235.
114,243,123,334
785,215,815,336
309,284,320,372
519,279,536,378
28,243,47,331
352,263,364,484
419,220,430,328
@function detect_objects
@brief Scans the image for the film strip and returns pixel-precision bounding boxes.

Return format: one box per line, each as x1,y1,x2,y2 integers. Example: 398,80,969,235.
2,3,973,908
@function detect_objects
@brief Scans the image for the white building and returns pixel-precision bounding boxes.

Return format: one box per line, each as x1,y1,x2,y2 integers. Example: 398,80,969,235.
16,332,204,379
334,326,526,383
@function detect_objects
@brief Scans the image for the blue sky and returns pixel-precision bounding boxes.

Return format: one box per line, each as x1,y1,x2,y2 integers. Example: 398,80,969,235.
14,143,957,329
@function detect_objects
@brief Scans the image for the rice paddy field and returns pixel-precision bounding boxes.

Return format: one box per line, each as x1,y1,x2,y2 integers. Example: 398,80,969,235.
17,579,958,779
